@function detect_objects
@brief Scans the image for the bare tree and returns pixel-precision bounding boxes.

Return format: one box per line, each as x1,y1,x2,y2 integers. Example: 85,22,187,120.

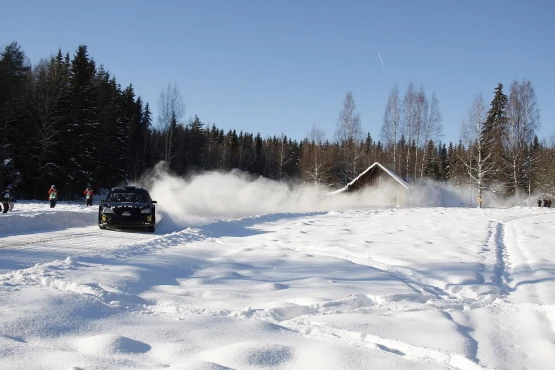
335,91,363,184
157,84,185,163
301,124,331,184
536,136,555,195
460,94,495,208
380,86,401,171
26,58,67,180
505,79,540,196
419,92,443,178
402,83,416,180
276,133,293,181
413,86,428,178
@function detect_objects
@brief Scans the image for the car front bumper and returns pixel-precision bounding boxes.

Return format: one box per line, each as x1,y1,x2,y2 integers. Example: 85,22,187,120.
99,213,155,228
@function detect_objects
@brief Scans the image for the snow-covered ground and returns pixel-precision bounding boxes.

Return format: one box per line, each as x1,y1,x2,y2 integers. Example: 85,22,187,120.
1,175,554,370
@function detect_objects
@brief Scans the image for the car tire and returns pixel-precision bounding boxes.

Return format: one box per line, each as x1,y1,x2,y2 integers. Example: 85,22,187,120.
99,225,106,229
147,226,155,233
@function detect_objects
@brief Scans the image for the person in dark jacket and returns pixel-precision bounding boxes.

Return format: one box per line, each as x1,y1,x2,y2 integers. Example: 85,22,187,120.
83,187,94,206
537,198,542,207
1,185,14,213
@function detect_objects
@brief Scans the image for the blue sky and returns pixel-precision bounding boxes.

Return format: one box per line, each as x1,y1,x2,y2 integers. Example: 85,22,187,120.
2,0,554,144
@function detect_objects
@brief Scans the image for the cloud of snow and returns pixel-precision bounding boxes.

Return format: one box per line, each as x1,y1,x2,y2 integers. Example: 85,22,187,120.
133,164,410,227
407,181,473,208
131,162,545,228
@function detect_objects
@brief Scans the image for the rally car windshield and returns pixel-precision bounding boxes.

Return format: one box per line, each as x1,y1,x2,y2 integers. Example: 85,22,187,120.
108,192,149,202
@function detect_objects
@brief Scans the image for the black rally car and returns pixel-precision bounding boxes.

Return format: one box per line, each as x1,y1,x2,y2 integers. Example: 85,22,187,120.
98,186,157,232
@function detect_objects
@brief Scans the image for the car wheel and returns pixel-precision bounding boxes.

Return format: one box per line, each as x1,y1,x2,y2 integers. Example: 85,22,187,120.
99,225,106,229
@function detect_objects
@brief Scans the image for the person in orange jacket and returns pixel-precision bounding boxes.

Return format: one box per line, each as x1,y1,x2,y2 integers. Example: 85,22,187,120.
48,185,58,208
84,186,94,206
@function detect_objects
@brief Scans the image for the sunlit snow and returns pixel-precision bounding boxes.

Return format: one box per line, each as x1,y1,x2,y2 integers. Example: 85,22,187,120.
0,170,554,370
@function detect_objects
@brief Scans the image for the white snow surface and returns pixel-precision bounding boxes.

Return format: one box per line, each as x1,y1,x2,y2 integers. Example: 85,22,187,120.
1,173,555,370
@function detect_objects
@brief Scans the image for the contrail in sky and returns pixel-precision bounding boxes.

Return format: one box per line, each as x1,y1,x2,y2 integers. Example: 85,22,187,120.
377,53,385,68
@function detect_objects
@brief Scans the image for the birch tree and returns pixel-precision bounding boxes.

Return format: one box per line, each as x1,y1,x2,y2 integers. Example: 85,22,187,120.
335,91,363,184
536,136,555,195
301,124,330,184
413,86,428,178
402,83,416,180
461,94,494,208
380,85,401,171
276,133,293,181
157,84,185,164
420,92,443,178
505,79,540,196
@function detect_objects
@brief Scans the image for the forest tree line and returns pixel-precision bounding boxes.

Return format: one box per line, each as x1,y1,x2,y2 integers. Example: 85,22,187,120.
1,42,553,201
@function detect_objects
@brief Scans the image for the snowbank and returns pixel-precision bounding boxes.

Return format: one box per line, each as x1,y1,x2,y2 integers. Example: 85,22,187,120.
0,201,97,235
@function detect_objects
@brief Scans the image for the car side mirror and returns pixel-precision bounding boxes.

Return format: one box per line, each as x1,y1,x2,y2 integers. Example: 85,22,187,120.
152,200,157,204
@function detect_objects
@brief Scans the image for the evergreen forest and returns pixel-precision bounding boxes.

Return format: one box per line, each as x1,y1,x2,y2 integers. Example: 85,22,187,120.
1,42,553,202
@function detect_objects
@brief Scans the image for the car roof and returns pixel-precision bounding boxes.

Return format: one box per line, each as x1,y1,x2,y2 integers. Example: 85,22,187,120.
109,186,149,193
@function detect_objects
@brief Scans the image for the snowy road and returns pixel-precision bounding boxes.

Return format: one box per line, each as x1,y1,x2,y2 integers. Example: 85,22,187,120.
1,204,554,369
0,226,160,272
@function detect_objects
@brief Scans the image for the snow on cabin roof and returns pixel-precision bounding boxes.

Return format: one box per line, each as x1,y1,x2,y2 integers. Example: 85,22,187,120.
351,162,409,190
327,162,409,195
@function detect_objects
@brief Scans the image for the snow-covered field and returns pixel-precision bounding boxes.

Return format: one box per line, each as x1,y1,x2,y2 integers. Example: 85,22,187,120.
1,177,554,369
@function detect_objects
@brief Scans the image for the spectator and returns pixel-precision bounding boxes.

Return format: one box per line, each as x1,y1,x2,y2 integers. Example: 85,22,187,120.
48,185,58,208
83,187,94,206
1,185,14,213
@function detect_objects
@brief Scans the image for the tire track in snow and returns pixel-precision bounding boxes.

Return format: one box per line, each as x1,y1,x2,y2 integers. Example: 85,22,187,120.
273,243,454,300
489,220,512,295
505,216,555,345
0,227,155,250
0,224,524,370
0,226,208,279
217,236,505,312
272,243,509,311
484,213,541,296
144,298,492,370
280,319,491,370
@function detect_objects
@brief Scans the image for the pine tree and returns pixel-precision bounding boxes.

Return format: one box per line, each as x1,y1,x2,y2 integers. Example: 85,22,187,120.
65,45,99,195
141,102,154,171
422,140,438,179
438,143,447,181
253,132,264,174
187,115,205,169
26,52,71,194
445,142,455,180
169,112,183,172
397,134,407,179
94,69,127,187
481,83,508,182
203,124,220,169
0,42,31,189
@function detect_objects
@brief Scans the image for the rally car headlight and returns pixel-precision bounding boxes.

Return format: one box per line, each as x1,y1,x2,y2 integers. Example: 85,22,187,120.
140,208,152,214
102,206,114,214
